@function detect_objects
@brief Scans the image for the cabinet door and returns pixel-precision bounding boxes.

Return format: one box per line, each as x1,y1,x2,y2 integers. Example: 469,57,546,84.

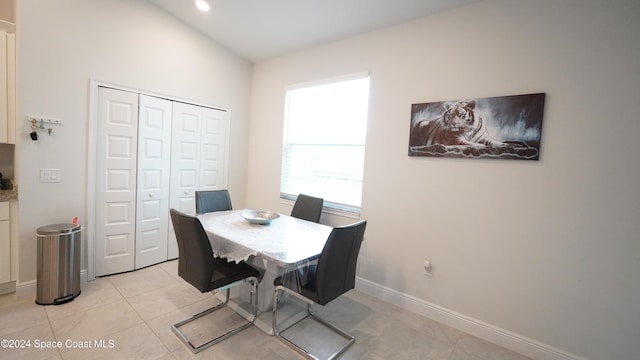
6,32,15,144
0,31,7,143
135,95,172,269
95,88,139,276
0,202,9,283
0,221,8,283
0,30,13,144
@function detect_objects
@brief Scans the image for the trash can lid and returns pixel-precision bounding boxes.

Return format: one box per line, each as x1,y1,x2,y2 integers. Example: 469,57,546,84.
36,223,81,235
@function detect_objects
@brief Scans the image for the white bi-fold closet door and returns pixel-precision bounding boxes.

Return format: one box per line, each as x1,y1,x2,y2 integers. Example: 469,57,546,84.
95,87,228,277
167,102,229,259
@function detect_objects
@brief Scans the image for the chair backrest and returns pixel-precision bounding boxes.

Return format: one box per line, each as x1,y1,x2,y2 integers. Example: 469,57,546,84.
195,190,232,215
169,209,214,292
291,194,324,223
314,220,367,305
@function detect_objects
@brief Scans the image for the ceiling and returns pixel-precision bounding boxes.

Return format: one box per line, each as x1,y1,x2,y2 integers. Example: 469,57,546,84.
146,0,482,63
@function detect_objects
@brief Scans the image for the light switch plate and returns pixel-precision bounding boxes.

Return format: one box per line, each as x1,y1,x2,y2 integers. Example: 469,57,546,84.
40,168,61,183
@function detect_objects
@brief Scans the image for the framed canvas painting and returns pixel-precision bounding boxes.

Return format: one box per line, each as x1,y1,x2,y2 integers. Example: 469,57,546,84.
408,93,546,160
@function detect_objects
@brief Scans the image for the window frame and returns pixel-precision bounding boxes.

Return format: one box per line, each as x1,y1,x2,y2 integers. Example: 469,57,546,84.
279,72,370,215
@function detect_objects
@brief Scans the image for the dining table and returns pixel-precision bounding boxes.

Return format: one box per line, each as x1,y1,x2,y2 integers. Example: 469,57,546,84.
197,209,333,334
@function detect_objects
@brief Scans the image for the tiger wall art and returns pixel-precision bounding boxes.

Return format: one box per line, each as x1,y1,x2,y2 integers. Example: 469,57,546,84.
408,93,546,160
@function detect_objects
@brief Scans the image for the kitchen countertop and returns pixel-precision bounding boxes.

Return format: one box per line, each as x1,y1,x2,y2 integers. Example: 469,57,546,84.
0,180,17,201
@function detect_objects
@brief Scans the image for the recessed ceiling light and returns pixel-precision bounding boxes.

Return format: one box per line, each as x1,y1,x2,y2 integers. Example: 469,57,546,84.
194,0,210,12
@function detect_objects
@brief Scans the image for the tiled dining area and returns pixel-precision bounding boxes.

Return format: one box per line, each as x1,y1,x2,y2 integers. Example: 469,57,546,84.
0,260,531,360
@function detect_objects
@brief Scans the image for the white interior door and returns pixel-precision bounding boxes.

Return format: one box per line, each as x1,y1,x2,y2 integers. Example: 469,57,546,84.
167,102,202,259
199,107,228,190
135,95,172,269
95,88,139,276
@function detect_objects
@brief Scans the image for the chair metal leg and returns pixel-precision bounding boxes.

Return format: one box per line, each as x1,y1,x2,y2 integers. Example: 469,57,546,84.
172,277,259,354
272,285,355,360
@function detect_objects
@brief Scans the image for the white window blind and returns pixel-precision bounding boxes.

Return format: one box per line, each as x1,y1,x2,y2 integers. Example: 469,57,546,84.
281,73,370,213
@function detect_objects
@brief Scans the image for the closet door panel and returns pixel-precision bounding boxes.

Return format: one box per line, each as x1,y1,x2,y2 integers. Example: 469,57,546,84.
168,102,202,259
135,95,172,269
95,88,139,276
199,107,228,190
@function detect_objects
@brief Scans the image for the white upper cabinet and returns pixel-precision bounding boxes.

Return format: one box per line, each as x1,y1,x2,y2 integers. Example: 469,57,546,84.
0,26,15,144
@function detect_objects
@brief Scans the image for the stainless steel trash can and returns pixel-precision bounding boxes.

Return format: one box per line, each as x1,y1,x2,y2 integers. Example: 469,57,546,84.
36,223,82,305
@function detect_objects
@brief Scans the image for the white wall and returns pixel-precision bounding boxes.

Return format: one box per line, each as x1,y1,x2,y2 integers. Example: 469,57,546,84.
16,0,252,283
248,0,640,359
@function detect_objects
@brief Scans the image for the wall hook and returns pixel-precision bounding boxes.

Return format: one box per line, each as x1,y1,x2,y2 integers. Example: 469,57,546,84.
30,119,38,141
27,116,63,140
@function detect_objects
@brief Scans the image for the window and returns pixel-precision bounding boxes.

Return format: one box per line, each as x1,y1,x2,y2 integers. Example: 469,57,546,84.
281,73,370,213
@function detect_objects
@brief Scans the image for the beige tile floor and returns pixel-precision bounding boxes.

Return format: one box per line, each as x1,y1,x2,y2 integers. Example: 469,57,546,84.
0,260,532,360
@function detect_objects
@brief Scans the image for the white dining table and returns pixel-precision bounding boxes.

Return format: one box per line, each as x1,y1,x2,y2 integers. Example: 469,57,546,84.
197,209,333,334
197,209,333,267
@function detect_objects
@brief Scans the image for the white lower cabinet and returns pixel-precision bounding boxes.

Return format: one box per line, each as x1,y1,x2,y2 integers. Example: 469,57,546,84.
0,202,10,283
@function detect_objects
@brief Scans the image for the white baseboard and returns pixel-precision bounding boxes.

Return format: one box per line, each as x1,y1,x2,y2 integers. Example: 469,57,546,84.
355,277,587,360
15,279,35,296
16,269,89,293
0,280,16,295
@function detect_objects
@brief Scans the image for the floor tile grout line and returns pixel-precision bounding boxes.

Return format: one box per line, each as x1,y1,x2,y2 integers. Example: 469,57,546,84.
44,281,126,323
140,305,183,359
113,262,201,358
108,271,208,323
103,266,188,301
134,289,223,359
45,288,147,354
141,320,176,359
136,259,255,358
44,303,63,359
4,271,176,359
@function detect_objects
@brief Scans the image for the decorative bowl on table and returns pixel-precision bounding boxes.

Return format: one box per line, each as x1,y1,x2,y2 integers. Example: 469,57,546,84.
240,209,280,225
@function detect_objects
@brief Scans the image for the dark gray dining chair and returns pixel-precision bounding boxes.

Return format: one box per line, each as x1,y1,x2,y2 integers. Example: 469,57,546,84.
195,189,232,214
290,194,324,223
272,220,367,360
169,208,259,354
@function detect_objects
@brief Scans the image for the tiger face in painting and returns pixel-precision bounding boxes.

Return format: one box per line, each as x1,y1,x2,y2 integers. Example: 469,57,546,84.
409,100,507,147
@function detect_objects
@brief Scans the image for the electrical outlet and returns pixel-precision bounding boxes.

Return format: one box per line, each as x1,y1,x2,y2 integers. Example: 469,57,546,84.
423,260,433,276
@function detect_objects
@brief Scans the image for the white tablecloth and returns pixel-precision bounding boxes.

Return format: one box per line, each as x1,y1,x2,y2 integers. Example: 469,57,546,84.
197,210,333,267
